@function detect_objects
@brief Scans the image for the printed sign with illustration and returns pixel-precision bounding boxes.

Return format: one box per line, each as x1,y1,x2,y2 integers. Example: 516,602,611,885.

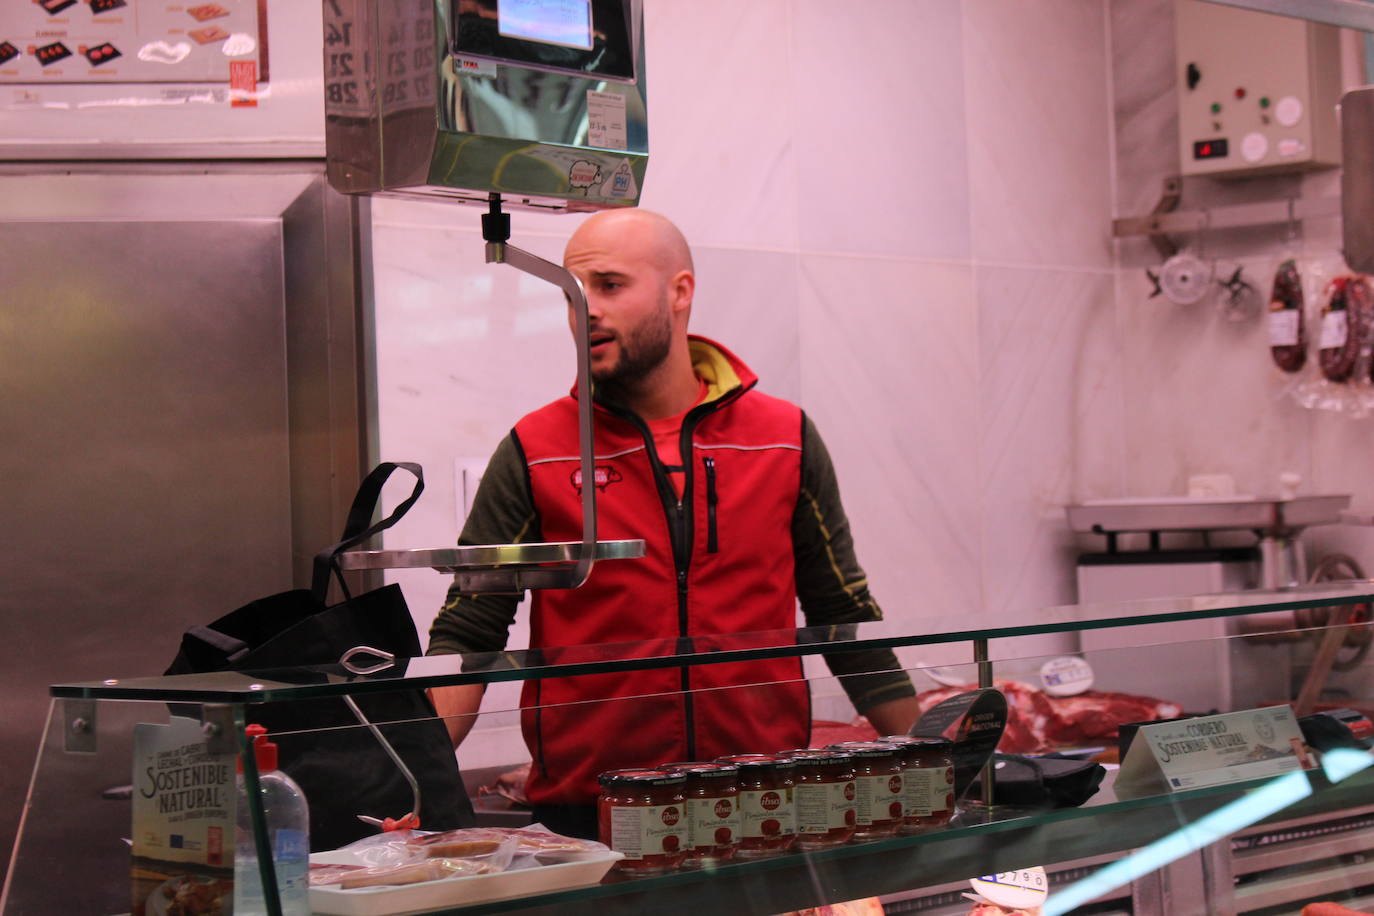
0,0,267,86
1117,705,1313,795
131,716,236,916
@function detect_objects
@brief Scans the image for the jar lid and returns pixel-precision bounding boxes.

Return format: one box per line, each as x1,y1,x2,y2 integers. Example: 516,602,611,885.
902,736,953,750
827,741,901,758
778,748,854,766
715,753,794,771
598,768,687,788
676,762,739,779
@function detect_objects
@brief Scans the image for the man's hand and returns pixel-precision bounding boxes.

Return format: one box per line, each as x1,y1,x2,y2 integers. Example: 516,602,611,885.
428,683,486,747
862,695,922,738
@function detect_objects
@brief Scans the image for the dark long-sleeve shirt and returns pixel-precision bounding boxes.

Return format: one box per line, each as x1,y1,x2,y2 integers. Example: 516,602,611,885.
428,413,914,714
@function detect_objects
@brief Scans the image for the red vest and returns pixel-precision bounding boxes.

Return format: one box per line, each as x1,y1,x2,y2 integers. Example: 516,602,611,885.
514,339,810,804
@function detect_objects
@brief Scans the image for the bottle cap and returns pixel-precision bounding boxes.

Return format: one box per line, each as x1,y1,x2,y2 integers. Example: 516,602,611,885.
236,723,278,773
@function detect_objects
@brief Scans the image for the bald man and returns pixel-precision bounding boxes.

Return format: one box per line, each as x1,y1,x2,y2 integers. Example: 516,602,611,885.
427,210,917,838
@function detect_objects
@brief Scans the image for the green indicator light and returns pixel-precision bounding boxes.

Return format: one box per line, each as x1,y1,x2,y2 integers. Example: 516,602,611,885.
1211,102,1222,114
1260,96,1271,108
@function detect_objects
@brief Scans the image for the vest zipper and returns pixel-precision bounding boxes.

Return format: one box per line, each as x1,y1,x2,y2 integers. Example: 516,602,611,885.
704,455,718,553
595,386,747,761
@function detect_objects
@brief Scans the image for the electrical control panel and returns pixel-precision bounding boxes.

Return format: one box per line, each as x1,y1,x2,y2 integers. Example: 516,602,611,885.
1175,0,1342,177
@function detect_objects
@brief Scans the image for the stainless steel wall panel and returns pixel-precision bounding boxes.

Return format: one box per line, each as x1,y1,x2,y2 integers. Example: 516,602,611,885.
0,163,367,887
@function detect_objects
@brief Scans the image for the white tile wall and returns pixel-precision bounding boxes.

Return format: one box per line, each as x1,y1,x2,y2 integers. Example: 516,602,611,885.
791,0,972,260
977,266,1121,617
964,0,1113,269
798,254,982,627
641,0,799,250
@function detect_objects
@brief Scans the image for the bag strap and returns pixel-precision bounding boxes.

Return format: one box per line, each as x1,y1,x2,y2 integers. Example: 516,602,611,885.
175,625,252,671
311,462,424,602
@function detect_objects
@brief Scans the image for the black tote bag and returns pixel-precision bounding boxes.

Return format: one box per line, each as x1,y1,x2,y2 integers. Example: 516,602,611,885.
166,462,475,850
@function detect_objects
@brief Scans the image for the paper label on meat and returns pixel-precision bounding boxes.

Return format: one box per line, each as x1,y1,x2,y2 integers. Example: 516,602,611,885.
1040,656,1094,696
1321,310,1349,349
1268,308,1301,347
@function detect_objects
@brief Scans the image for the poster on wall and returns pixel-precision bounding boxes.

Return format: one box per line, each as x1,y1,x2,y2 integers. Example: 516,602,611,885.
0,0,323,157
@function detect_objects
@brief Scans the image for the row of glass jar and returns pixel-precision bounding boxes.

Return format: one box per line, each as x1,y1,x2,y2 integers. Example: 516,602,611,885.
596,736,956,874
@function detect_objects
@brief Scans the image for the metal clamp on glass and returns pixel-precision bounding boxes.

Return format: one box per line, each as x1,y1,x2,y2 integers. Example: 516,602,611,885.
339,195,645,593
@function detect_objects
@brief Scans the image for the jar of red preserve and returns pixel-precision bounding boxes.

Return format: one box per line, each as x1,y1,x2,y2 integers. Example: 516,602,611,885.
674,763,740,866
880,736,955,832
715,755,796,857
779,749,856,850
828,742,902,840
597,768,688,873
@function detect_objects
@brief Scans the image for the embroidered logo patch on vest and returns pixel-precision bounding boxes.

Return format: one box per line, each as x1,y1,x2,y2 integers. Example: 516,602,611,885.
570,464,623,494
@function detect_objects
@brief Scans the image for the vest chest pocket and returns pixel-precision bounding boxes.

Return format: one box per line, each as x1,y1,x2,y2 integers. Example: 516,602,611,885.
703,455,718,554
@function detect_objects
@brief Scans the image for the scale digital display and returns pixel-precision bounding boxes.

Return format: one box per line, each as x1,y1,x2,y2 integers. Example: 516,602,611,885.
1193,138,1229,160
451,0,634,82
499,0,593,51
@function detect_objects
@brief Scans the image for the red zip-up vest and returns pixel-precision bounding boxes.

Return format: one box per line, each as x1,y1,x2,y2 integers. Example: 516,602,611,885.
513,338,810,804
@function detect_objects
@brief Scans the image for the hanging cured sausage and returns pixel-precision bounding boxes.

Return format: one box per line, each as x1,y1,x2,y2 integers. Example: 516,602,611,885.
1268,259,1306,373
1318,276,1372,382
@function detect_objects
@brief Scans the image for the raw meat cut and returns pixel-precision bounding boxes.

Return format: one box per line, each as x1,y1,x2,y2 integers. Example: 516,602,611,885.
912,681,1181,754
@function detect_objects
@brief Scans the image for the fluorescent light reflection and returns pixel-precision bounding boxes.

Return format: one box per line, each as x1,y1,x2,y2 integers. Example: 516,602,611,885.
1044,750,1373,916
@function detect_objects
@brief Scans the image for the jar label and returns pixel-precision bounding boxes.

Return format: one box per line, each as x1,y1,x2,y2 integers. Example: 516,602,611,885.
609,803,686,859
795,780,855,833
739,787,794,839
855,772,903,825
904,766,955,816
687,794,739,847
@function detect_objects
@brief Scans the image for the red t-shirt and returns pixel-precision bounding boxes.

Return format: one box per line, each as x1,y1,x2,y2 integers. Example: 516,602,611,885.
644,378,708,498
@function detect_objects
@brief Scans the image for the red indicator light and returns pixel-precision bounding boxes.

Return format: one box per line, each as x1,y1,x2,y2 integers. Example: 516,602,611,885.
1201,143,1212,156
1235,87,1246,99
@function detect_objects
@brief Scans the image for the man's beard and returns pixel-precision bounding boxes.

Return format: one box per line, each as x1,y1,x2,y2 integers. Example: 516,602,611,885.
594,297,674,389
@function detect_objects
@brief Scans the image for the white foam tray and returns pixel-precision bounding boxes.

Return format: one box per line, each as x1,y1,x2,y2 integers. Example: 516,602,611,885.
308,849,623,916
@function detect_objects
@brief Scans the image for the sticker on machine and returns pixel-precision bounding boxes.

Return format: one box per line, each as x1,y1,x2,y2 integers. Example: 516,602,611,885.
586,89,627,149
601,158,638,200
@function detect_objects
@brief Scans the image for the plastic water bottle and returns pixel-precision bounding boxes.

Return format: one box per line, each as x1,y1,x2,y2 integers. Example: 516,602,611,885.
234,724,310,915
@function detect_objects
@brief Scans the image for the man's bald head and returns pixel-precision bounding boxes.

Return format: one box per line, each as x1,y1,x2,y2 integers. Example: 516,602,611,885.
564,208,694,279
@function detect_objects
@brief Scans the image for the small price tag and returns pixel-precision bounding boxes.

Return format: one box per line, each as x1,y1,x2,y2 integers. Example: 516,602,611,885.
1320,309,1348,350
970,867,1049,909
1039,656,1094,697
1268,308,1300,347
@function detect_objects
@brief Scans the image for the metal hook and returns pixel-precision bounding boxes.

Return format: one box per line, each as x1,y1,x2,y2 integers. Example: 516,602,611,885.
342,695,423,829
335,648,422,829
340,645,396,676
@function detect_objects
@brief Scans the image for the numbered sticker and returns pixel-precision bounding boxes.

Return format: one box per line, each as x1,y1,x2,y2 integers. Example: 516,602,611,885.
1039,656,1094,697
970,867,1049,909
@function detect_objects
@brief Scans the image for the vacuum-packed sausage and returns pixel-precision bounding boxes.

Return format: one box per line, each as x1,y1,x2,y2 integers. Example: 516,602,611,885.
1268,259,1306,372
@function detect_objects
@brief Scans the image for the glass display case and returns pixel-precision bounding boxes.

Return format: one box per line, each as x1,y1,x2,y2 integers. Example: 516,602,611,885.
6,583,1374,915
